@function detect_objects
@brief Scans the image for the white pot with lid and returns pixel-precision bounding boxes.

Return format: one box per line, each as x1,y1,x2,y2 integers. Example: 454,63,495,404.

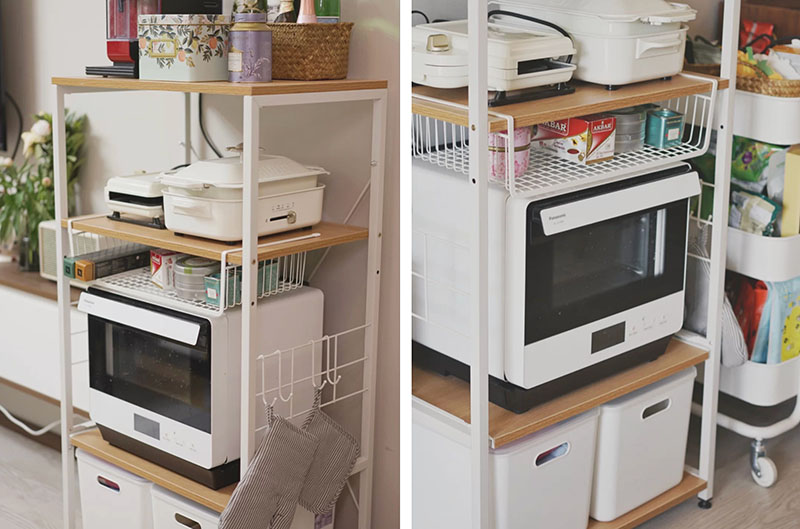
494,0,696,86
160,149,327,242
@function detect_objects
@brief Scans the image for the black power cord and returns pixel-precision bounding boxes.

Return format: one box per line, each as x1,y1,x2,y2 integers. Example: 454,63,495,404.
487,9,574,64
5,91,22,159
412,10,430,24
198,93,222,158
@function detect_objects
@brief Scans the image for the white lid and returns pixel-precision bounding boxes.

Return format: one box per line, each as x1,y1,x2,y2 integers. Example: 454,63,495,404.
105,172,165,198
512,0,697,24
75,449,152,485
492,408,598,455
175,256,219,275
160,155,328,190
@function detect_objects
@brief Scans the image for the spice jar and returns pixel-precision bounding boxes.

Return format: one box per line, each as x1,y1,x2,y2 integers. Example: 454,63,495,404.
228,12,272,83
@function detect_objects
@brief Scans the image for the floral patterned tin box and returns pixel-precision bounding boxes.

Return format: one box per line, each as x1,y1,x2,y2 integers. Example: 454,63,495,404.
138,14,230,81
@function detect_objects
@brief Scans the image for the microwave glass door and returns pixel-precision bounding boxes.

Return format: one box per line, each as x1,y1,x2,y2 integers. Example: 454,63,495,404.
88,300,212,434
524,199,687,345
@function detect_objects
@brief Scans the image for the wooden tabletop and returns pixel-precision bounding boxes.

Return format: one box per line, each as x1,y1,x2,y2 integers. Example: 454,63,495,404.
52,77,387,96
0,261,81,302
413,73,729,132
412,338,708,448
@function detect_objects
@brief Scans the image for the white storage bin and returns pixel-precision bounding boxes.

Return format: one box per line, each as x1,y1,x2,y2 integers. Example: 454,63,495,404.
76,449,153,529
591,367,696,522
727,227,800,283
720,356,800,407
151,486,329,529
733,91,800,146
413,398,598,529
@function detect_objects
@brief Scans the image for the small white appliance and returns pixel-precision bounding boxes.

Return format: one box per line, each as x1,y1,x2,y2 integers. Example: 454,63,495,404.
412,159,700,412
494,0,696,88
591,367,696,521
76,448,154,529
159,154,327,242
412,19,576,93
105,172,166,228
413,398,598,529
79,285,323,489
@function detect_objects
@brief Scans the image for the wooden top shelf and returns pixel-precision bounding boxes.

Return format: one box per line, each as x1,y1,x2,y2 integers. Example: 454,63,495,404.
413,73,729,132
72,429,234,513
52,76,387,96
62,216,367,264
412,337,708,448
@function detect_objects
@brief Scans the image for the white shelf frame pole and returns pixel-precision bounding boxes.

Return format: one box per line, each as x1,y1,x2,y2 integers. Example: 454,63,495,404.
468,0,490,527
54,85,76,529
184,93,192,165
357,92,387,529
240,95,260,476
697,0,740,503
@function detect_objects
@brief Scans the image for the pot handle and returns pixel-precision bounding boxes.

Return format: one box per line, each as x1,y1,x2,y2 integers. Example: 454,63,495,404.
169,197,213,219
640,5,696,25
636,35,684,59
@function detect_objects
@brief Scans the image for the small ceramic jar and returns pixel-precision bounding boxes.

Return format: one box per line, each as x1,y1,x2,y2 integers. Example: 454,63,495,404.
488,126,533,181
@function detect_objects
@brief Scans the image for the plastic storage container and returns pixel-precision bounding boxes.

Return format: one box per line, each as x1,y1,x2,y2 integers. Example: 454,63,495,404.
590,367,696,522
77,449,154,529
151,485,329,529
174,256,219,301
413,398,598,529
139,15,230,81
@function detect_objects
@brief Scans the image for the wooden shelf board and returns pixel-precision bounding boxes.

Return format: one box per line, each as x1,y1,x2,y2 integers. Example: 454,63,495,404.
413,73,729,132
61,216,367,264
412,337,708,448
587,473,706,529
0,261,81,302
71,429,234,513
52,76,387,96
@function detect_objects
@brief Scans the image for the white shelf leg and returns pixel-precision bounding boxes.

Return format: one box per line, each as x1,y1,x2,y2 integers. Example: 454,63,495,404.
697,0,740,504
357,92,387,529
184,92,192,165
240,95,260,477
468,0,490,526
54,85,76,529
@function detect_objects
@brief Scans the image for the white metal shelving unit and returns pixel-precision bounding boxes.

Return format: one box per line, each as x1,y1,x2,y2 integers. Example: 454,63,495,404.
411,0,741,527
53,79,387,529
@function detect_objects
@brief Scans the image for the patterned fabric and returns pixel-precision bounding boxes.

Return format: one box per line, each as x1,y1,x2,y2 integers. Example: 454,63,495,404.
299,389,361,515
220,406,319,529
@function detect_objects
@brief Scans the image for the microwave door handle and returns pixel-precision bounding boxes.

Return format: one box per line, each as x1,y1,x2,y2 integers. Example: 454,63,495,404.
77,293,201,346
538,171,701,236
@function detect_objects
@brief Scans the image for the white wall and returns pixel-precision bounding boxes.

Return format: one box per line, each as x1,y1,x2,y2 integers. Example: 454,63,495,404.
0,0,398,527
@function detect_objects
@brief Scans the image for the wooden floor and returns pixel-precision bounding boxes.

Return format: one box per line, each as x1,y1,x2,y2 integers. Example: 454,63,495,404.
3,407,800,528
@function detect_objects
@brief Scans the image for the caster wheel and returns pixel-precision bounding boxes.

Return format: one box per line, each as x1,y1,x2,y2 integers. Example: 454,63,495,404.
698,499,712,509
751,456,778,487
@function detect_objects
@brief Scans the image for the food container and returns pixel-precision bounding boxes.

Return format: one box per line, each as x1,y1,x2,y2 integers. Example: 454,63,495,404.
228,12,272,82
489,126,532,180
494,0,695,87
160,154,327,242
608,106,648,135
174,256,219,300
532,114,616,165
204,261,280,307
646,108,685,149
138,15,230,81
614,133,645,153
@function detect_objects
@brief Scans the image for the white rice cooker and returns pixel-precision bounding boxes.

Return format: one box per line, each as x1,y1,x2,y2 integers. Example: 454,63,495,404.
159,153,327,242
494,0,697,87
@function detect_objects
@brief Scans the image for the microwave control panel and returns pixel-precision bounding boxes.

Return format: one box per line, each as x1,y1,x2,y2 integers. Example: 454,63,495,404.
591,313,671,355
134,413,198,453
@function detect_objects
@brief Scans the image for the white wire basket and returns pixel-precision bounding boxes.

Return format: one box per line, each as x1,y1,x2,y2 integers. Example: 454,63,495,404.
412,74,718,200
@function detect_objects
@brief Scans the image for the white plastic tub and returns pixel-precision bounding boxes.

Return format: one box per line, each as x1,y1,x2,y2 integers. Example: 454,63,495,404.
76,449,154,529
151,486,329,529
495,0,694,86
413,398,598,529
726,227,800,282
733,91,800,146
591,367,696,522
720,356,800,407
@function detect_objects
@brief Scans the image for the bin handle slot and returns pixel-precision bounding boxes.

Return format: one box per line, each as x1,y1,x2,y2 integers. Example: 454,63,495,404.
534,442,569,467
175,513,202,528
642,398,671,420
96,475,120,492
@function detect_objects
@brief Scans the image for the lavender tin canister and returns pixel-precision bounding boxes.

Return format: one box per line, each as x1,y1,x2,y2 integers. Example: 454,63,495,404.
228,13,272,82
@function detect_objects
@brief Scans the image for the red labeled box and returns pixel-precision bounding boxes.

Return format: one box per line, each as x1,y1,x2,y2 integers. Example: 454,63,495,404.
532,114,617,165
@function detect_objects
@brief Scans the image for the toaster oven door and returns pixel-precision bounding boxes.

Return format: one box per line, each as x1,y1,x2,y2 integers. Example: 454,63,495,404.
83,291,212,434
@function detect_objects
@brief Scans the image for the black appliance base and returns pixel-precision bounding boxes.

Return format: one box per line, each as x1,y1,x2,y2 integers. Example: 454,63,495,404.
108,211,167,230
412,336,672,414
86,62,139,79
97,425,240,490
488,82,575,107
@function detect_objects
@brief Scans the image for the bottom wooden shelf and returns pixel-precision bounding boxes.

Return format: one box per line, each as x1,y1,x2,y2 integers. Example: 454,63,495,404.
71,429,234,513
587,473,706,529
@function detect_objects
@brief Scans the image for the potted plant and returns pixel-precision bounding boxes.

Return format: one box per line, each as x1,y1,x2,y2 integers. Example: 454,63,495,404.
0,111,87,271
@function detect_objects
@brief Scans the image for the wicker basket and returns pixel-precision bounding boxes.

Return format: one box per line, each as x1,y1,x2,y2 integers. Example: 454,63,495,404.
266,22,353,81
737,61,800,98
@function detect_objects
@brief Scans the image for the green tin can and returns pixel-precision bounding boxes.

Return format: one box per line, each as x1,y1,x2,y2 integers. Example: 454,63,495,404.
645,108,685,149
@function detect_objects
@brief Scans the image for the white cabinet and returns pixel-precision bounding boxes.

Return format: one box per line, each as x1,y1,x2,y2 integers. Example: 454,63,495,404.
0,285,90,411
